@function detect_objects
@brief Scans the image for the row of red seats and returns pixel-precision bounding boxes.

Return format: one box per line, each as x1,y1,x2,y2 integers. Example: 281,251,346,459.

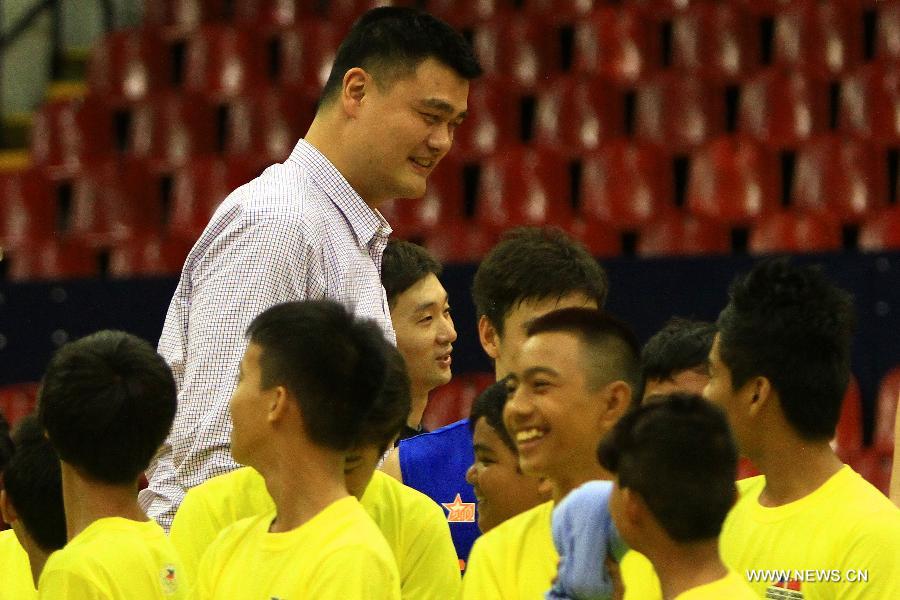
93,1,900,103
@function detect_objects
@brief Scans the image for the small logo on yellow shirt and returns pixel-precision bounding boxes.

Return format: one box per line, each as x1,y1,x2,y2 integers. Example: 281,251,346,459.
442,493,476,523
160,564,178,595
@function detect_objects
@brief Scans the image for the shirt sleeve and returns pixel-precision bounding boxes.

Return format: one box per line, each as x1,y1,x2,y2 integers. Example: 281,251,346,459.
38,568,105,600
832,510,900,599
399,500,461,600
460,536,504,600
307,545,401,600
169,488,221,585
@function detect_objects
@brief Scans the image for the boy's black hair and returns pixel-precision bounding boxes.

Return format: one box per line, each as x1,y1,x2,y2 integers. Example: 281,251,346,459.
3,415,66,552
247,300,393,451
472,227,608,336
641,318,716,382
38,330,177,485
716,258,855,440
358,343,412,454
382,240,443,309
320,7,481,104
0,411,12,473
469,379,516,453
598,393,738,543
526,308,642,398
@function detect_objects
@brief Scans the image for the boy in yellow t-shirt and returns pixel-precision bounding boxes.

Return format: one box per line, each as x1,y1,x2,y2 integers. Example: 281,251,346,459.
0,416,66,599
462,308,661,600
594,393,755,600
35,330,187,598
195,300,404,599
706,258,900,599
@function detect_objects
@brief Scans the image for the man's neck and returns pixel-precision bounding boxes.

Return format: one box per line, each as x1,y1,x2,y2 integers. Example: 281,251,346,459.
258,444,349,533
407,389,430,430
550,463,611,503
648,539,728,600
305,118,384,210
16,530,49,589
60,464,146,541
750,432,843,506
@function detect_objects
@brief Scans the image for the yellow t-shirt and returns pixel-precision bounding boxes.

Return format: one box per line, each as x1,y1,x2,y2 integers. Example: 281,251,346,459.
170,467,458,599
0,529,37,600
461,501,662,599
721,465,900,599
195,496,400,599
38,518,187,599
673,571,757,599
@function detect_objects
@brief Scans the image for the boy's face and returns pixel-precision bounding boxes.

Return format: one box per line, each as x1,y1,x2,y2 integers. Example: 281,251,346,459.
465,416,547,533
390,273,456,397
344,445,384,500
229,343,272,466
703,334,751,453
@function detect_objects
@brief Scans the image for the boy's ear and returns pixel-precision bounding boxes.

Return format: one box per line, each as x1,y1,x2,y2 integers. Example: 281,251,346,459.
478,315,500,360
0,489,18,525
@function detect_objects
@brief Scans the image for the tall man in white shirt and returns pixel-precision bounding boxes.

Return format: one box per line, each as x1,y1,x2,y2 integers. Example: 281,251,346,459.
140,7,481,530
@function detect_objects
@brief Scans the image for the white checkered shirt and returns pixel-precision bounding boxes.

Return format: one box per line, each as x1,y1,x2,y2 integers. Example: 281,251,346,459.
140,139,395,530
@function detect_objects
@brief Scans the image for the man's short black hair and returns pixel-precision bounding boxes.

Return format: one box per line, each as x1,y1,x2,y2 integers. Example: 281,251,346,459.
0,411,12,473
3,415,66,552
469,379,515,453
642,318,716,382
382,240,443,309
527,308,642,397
358,343,411,454
320,7,481,104
598,393,738,543
717,258,855,441
472,227,609,336
38,330,177,485
247,300,393,451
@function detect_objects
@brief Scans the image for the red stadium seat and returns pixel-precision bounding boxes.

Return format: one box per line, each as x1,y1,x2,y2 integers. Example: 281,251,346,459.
422,372,495,431
379,158,465,239
686,136,780,225
5,239,98,281
859,206,900,251
143,0,227,39
634,74,722,152
224,89,311,163
533,77,623,155
624,0,709,17
839,64,900,145
0,383,40,427
426,0,505,28
423,221,500,264
108,236,193,278
30,97,115,178
273,20,342,92
876,1,900,63
87,29,171,104
232,0,318,28
475,146,573,230
772,0,863,80
580,140,673,228
573,6,657,84
793,136,887,222
671,3,758,82
563,217,621,258
521,0,595,22
184,25,265,100
0,169,55,247
737,457,761,480
451,77,521,159
637,213,731,257
738,69,827,148
748,210,842,255
127,92,217,170
833,375,863,462
471,14,561,89
875,367,900,454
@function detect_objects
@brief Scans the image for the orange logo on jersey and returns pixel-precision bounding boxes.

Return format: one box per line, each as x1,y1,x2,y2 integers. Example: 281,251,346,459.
442,493,476,523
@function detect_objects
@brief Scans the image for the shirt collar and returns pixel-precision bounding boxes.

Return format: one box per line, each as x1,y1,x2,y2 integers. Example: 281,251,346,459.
288,139,393,248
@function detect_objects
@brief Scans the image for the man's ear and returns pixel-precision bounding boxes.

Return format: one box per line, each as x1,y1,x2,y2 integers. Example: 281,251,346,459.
0,489,18,525
599,381,632,430
621,488,647,530
267,386,292,425
341,67,370,117
478,315,500,360
747,376,773,418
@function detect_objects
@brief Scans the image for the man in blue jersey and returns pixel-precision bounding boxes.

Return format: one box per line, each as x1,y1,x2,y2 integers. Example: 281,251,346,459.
382,227,608,569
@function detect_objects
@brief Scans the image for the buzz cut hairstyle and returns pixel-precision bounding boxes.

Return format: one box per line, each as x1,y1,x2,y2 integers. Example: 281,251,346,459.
526,307,643,398
598,393,739,543
319,6,482,105
358,342,412,454
38,330,177,485
246,300,399,452
641,317,716,382
472,227,609,336
716,258,856,441
469,378,516,454
382,240,443,309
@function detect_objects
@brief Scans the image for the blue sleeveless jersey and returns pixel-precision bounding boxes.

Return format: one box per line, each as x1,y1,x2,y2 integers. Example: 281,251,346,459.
398,418,480,570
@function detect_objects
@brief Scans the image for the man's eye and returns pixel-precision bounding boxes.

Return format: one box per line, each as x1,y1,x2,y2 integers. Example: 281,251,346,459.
421,112,440,125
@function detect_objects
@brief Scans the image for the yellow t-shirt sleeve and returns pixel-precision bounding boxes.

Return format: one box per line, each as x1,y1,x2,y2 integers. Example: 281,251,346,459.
398,500,460,599
459,536,503,600
306,545,401,600
833,512,900,599
37,568,105,600
169,488,221,584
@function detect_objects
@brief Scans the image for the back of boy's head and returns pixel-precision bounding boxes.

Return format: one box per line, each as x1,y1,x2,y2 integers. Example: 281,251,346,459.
0,411,12,473
526,308,642,397
717,258,855,441
246,300,391,451
3,415,66,552
472,227,608,335
320,7,481,105
356,343,412,454
382,240,443,309
597,393,738,543
38,330,177,485
641,318,715,382
469,379,516,453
